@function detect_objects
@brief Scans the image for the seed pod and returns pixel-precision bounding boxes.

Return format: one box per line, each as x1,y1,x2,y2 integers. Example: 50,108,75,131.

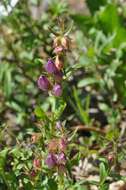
55,55,64,70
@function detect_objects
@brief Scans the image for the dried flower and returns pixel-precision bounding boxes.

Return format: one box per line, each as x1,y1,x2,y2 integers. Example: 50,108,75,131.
37,75,51,91
31,133,40,143
55,55,64,70
45,59,57,74
48,139,59,153
53,37,61,48
45,153,57,168
52,84,62,97
61,36,70,50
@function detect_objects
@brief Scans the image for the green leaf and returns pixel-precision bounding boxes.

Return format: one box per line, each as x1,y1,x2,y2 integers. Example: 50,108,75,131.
71,14,93,32
47,178,58,190
0,148,9,174
78,78,98,88
54,101,66,120
34,106,49,121
86,0,107,14
99,162,107,185
97,4,121,34
73,87,90,125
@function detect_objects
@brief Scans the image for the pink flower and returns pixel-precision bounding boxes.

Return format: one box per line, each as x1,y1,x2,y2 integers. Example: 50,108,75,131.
54,46,64,54
45,153,57,169
33,159,41,168
56,152,66,165
52,84,62,97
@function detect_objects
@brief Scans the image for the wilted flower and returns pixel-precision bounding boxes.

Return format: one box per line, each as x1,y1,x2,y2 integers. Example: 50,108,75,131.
31,133,40,143
48,139,59,153
37,75,51,91
61,36,70,50
45,153,57,168
53,36,61,48
55,55,64,70
33,158,41,169
45,59,57,74
59,138,67,152
52,84,62,97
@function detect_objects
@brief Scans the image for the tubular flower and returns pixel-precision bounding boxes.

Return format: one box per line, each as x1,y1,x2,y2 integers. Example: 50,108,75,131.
45,59,57,74
45,153,57,169
52,84,62,97
37,75,51,91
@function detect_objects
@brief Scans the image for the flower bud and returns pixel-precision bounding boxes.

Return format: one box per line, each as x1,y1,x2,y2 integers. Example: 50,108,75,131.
37,76,51,91
55,55,64,70
33,158,41,168
30,170,36,177
45,59,57,74
61,36,70,50
52,84,62,97
45,153,57,169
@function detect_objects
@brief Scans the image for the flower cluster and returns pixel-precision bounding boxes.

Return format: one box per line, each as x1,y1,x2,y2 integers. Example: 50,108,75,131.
45,137,67,173
37,35,70,97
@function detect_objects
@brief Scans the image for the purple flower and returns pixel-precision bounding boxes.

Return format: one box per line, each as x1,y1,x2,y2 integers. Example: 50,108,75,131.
52,84,62,97
45,153,57,169
57,152,66,165
45,59,57,74
37,76,50,91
